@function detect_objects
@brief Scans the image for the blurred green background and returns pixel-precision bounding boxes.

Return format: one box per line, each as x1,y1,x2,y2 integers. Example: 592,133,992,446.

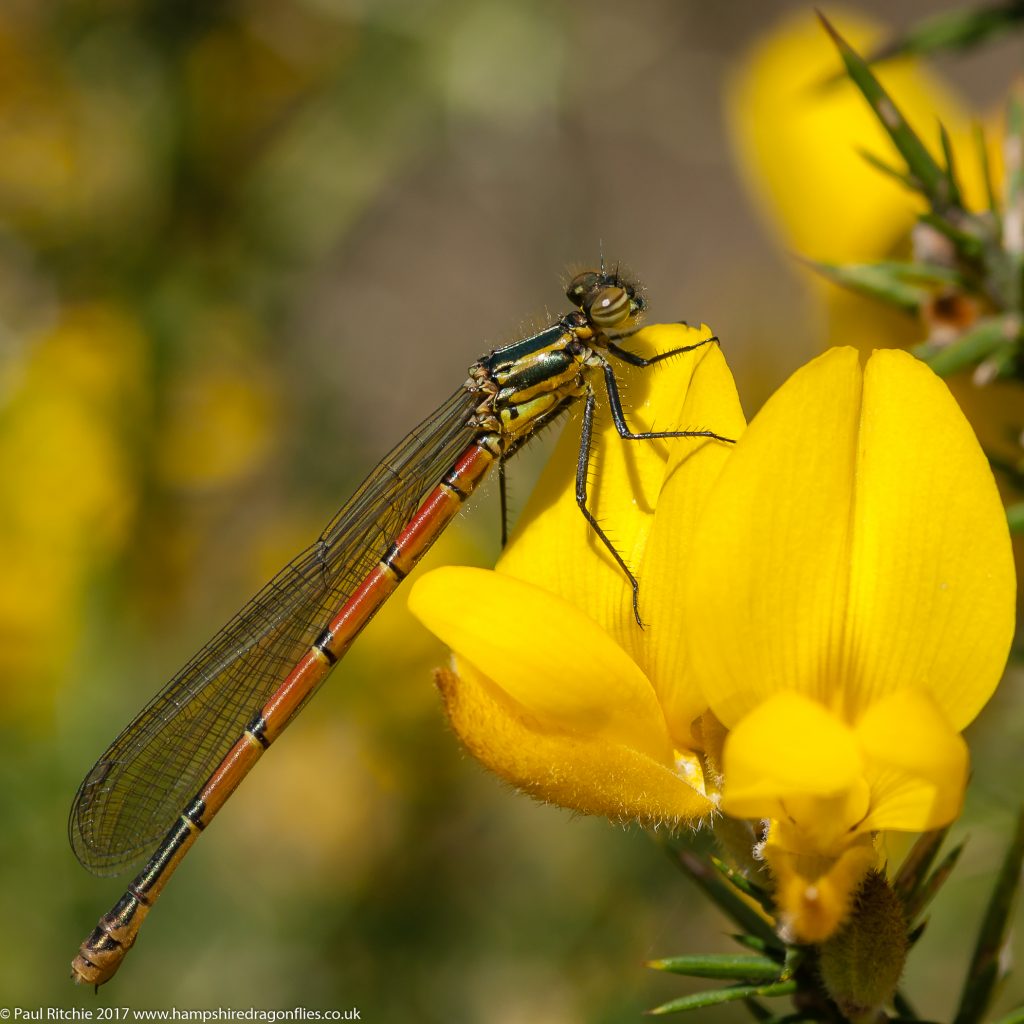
0,0,1021,1018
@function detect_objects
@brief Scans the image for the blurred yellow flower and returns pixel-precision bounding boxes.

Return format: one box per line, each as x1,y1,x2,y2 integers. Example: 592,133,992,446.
724,9,1002,358
726,6,1023,594
408,325,745,826
0,304,146,723
727,9,981,267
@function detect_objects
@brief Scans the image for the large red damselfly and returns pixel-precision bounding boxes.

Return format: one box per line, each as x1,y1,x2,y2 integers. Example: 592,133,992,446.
69,268,729,986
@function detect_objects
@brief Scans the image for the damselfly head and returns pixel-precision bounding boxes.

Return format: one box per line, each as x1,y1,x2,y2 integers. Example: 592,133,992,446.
566,269,645,331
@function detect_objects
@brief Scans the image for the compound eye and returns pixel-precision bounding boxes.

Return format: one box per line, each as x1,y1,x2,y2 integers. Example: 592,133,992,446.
566,271,600,308
586,285,632,329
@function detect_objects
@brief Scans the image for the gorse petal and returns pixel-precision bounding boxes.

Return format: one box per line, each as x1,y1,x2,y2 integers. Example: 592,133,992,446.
856,689,968,832
722,693,876,861
721,692,865,821
433,660,713,826
682,347,865,728
497,324,735,659
637,342,747,746
840,349,1016,727
682,347,1014,730
408,566,674,764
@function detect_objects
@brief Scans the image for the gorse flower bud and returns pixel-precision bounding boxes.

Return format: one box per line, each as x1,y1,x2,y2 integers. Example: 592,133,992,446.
819,871,908,1022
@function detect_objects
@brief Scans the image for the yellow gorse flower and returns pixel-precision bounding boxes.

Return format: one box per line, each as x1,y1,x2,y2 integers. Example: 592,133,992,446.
725,9,1022,477
409,328,1015,945
680,346,1014,941
726,9,981,267
410,324,744,826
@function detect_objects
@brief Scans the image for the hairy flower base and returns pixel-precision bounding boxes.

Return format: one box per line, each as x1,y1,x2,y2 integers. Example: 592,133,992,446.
435,657,713,827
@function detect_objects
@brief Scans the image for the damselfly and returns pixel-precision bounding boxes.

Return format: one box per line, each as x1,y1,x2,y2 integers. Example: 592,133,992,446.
69,267,729,986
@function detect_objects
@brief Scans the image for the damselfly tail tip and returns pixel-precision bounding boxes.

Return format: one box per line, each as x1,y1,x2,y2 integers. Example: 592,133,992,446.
71,889,149,988
71,935,122,988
